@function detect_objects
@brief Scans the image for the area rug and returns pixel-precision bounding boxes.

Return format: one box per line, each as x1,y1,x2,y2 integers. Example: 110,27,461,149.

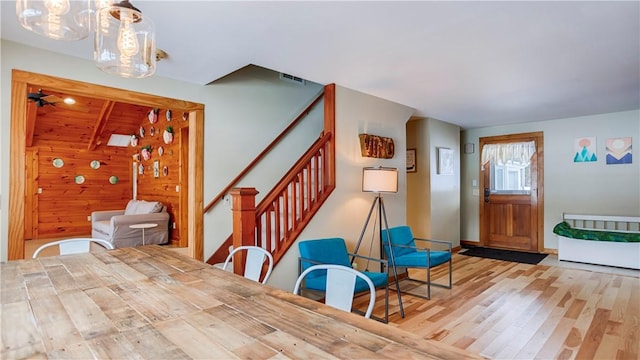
459,246,547,265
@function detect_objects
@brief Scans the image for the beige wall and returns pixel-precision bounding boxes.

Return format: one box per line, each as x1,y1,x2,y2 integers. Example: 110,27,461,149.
406,118,461,246
267,86,415,291
461,110,640,250
1,41,415,293
0,41,316,262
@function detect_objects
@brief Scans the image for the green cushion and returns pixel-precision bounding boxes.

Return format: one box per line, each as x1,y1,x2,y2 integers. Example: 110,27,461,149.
553,221,640,243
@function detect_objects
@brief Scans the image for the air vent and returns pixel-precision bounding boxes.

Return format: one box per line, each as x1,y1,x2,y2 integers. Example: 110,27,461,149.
279,72,306,85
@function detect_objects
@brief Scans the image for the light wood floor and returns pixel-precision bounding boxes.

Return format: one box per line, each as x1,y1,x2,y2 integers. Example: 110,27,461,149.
24,239,639,358
354,253,640,359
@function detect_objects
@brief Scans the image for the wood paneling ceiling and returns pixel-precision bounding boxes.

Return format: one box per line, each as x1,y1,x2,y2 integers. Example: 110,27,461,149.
26,87,152,151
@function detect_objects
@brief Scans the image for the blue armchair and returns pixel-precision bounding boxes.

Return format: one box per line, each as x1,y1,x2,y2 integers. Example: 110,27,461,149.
382,225,452,300
298,238,390,323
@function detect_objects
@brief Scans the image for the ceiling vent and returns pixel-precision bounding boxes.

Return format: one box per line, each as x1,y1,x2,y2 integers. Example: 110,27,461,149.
107,134,131,147
279,72,306,85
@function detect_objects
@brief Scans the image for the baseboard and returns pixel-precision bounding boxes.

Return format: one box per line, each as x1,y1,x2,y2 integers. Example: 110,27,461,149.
460,240,480,248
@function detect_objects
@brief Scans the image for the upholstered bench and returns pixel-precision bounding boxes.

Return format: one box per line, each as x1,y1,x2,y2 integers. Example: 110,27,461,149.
553,214,640,270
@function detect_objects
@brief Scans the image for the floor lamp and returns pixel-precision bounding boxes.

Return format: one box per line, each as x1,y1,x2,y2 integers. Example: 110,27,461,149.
352,166,405,317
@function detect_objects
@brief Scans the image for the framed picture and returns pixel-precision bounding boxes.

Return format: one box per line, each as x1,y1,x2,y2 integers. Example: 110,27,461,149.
153,160,160,178
437,147,454,175
406,148,417,172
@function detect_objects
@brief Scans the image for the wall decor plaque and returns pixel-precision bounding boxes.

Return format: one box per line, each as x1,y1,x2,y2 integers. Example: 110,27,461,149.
359,133,395,159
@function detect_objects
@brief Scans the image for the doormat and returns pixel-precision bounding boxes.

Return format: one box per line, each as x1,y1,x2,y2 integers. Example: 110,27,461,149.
459,246,547,265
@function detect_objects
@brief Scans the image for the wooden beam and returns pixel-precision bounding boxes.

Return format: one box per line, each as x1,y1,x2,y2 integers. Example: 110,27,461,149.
87,100,115,151
25,101,38,148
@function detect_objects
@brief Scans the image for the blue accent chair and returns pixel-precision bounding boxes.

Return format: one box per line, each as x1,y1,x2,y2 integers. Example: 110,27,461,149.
298,238,389,323
381,226,452,300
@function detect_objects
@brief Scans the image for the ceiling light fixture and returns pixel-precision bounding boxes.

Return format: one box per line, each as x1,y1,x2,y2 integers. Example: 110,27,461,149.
16,0,92,41
94,0,157,78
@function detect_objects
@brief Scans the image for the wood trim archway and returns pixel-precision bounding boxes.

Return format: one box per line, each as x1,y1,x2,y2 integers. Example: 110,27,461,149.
8,70,205,261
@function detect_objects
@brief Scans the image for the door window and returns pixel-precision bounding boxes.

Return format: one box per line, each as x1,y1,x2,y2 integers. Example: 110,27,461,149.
482,140,535,195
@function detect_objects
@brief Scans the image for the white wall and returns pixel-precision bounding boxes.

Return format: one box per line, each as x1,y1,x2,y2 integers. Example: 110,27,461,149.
406,118,460,246
267,86,414,291
461,110,640,250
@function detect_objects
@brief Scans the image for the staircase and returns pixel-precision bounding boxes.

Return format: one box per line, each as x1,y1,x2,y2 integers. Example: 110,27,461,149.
206,84,336,268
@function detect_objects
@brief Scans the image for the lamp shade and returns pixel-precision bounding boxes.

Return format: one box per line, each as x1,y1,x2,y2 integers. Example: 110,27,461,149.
16,0,92,41
362,167,398,193
94,1,156,78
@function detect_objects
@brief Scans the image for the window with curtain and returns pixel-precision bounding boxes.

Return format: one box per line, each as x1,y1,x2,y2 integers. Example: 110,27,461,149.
481,141,536,194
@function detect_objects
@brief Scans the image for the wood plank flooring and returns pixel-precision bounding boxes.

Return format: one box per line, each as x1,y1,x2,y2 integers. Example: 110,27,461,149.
353,253,640,359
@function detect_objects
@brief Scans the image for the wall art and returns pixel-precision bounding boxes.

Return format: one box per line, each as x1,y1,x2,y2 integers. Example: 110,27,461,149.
153,160,160,178
406,148,417,173
130,134,139,147
437,147,454,175
148,108,159,124
358,133,395,159
163,126,174,144
606,137,632,165
574,137,597,162
141,145,152,161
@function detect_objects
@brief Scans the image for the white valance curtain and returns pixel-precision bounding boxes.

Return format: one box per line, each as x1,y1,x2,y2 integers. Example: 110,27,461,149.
481,141,536,166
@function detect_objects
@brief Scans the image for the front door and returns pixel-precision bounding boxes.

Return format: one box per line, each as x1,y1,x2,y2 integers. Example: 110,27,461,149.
479,132,543,252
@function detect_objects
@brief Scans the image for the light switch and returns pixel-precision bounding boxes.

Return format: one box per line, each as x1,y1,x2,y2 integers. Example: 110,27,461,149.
472,179,477,187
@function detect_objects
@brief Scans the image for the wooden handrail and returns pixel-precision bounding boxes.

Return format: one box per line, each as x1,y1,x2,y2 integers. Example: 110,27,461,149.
256,132,331,214
206,84,336,267
203,90,325,213
206,133,333,266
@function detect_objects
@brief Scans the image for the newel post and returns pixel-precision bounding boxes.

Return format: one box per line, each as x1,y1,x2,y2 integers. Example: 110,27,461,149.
230,187,259,276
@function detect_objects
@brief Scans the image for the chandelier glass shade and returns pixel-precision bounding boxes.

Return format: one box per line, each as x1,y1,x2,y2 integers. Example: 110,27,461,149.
94,1,156,78
16,0,93,41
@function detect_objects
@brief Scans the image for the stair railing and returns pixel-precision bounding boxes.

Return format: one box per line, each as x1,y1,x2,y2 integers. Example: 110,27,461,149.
203,89,325,214
207,84,336,267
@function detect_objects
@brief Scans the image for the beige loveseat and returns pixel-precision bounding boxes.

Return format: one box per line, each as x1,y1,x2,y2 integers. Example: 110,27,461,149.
91,200,170,248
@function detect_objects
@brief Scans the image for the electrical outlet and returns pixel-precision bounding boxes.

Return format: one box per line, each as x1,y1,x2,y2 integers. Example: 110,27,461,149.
175,185,180,192
38,188,43,194
173,222,176,229
87,215,91,221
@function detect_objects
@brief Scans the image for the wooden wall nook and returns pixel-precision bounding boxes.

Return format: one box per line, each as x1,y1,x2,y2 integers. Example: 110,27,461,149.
9,70,205,260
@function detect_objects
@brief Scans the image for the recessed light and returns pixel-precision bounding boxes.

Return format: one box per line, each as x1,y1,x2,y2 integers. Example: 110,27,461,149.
63,97,76,105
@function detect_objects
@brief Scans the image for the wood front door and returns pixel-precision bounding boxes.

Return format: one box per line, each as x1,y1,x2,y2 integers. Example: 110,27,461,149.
479,132,544,252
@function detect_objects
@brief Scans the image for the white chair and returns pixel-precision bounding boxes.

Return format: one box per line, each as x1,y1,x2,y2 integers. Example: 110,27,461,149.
32,238,115,258
222,246,274,284
293,264,376,319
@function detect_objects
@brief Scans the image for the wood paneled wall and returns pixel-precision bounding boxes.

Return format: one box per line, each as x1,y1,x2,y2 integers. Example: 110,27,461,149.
26,105,189,245
134,109,188,245
28,146,132,238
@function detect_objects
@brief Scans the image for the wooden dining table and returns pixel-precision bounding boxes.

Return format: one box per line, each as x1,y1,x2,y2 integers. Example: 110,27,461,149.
1,245,481,359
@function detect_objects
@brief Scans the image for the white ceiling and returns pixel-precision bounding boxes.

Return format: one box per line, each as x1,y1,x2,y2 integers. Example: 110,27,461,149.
2,1,639,129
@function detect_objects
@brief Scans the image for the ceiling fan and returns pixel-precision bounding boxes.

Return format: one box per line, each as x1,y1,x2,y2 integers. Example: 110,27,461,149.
27,89,90,112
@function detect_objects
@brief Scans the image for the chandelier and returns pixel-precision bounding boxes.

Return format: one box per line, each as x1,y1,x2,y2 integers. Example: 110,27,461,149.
16,0,162,78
